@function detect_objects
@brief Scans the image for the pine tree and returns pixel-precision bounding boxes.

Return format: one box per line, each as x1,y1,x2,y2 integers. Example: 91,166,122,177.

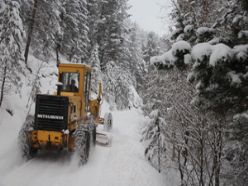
96,0,130,71
142,32,160,63
23,0,62,62
87,0,101,51
61,0,89,63
0,0,24,107
88,44,101,93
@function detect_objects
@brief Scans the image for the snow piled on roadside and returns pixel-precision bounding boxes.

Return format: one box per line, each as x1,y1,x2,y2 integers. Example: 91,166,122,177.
0,55,58,185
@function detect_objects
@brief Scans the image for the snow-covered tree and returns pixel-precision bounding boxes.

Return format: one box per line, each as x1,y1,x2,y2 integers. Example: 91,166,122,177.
142,110,167,173
23,0,62,62
88,44,101,93
87,0,101,50
103,61,133,110
142,32,160,63
60,0,89,63
188,42,248,185
0,0,24,107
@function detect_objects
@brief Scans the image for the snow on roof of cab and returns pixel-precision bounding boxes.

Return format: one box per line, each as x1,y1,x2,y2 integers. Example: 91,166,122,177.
59,63,92,70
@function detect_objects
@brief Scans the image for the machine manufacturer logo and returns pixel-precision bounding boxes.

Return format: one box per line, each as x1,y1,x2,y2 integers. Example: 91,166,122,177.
37,114,64,120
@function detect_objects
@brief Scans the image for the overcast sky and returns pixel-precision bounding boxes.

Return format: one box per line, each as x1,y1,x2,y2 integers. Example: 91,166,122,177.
128,0,172,36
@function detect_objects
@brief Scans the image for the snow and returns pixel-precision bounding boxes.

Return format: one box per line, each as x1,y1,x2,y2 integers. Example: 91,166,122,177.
171,29,182,38
208,37,220,45
238,30,248,39
232,15,243,24
0,55,176,186
129,85,143,108
171,40,191,56
0,108,168,186
233,112,248,121
184,54,192,64
150,49,175,67
233,45,248,62
209,44,233,66
150,40,191,67
192,43,212,62
184,25,194,33
227,71,242,86
196,27,215,36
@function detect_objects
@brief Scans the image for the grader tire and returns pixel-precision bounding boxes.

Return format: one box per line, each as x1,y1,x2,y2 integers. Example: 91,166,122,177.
74,126,91,165
92,125,96,146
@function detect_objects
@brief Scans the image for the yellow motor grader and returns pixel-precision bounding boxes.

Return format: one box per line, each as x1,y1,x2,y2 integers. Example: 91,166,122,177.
19,63,112,164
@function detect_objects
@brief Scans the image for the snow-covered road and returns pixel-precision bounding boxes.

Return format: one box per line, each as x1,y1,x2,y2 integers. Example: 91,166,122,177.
0,108,167,186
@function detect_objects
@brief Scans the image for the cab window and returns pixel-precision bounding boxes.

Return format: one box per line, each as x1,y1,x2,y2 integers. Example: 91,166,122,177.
60,72,79,92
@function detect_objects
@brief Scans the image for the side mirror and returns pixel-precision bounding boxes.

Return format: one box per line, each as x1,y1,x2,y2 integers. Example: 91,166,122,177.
56,82,63,96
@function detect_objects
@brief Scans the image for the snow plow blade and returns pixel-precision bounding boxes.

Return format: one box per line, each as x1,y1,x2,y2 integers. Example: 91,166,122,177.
96,131,112,146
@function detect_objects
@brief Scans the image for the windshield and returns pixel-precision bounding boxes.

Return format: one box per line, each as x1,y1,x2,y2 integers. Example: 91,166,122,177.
60,72,79,92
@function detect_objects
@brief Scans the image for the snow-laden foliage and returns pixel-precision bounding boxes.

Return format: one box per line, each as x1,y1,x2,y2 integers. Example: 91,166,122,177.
143,32,160,63
142,59,227,185
146,1,248,181
151,40,191,69
0,0,25,107
142,110,167,172
188,41,248,185
88,44,101,93
60,0,89,63
150,50,175,69
190,43,248,111
103,61,134,110
196,27,215,42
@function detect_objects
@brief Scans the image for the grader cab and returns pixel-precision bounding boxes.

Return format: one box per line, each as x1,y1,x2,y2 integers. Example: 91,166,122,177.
19,63,112,164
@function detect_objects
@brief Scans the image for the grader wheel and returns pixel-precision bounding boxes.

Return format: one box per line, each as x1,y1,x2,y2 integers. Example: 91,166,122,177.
73,125,91,165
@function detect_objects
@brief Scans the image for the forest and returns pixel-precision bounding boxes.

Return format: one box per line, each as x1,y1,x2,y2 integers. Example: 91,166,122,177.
0,0,248,186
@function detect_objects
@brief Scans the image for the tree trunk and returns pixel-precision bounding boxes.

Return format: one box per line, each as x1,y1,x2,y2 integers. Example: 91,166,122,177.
215,127,222,186
24,0,38,64
56,43,60,66
157,117,161,173
178,149,184,185
0,66,7,108
172,132,176,161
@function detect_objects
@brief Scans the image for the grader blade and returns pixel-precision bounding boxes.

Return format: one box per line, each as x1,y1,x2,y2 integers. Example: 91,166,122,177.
96,130,112,146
